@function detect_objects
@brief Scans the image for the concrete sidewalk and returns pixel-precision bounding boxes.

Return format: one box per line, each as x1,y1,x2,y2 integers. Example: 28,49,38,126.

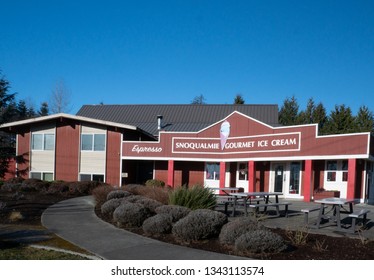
41,196,247,260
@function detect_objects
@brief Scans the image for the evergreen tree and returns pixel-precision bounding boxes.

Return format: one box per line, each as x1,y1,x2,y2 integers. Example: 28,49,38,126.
233,94,245,104
355,105,374,133
297,98,315,124
278,96,299,126
0,72,16,124
0,72,17,178
38,102,49,116
323,104,356,134
312,102,328,134
16,99,28,120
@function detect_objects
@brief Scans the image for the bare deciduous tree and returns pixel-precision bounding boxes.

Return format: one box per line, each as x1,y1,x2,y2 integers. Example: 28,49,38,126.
50,79,71,114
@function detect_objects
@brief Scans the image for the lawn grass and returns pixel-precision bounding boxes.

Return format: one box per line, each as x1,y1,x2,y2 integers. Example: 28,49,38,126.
0,244,90,260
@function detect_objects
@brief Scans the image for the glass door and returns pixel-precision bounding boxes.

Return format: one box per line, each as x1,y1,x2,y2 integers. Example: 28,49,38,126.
273,163,285,193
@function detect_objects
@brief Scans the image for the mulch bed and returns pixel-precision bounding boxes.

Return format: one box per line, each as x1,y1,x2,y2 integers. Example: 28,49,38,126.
1,191,374,259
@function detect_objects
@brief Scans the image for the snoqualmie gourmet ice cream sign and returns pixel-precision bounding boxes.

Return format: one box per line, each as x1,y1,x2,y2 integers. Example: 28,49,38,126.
172,133,300,154
172,121,300,154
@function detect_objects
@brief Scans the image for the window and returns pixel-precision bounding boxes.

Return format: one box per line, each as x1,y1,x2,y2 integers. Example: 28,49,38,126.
31,133,55,151
30,172,53,181
30,172,42,180
81,134,106,151
342,160,348,182
289,162,301,194
326,160,337,182
80,174,104,182
238,162,248,180
206,162,220,180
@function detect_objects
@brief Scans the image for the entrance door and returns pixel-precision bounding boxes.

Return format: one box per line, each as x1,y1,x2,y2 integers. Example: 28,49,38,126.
270,162,287,192
274,163,285,192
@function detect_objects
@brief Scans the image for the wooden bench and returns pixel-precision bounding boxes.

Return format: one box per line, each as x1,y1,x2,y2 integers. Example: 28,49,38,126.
301,206,326,226
248,202,291,217
348,209,370,233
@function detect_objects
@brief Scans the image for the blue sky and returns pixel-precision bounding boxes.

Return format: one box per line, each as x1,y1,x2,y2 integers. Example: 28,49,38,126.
1,0,374,115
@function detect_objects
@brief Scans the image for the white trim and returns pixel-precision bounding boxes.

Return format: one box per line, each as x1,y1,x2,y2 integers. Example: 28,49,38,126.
0,113,137,131
122,153,370,163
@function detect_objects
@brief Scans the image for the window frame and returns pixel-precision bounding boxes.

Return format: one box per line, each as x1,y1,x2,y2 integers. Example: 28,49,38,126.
81,133,106,151
79,173,105,182
31,133,55,151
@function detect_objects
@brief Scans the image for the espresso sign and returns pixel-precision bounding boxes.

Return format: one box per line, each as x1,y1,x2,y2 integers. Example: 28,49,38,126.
172,132,300,154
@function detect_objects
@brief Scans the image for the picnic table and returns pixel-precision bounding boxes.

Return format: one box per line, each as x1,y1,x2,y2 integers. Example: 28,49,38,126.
229,192,287,217
209,187,243,214
314,197,357,230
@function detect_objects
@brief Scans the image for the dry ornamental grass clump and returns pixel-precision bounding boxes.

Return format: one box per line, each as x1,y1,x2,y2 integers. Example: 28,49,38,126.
172,209,228,241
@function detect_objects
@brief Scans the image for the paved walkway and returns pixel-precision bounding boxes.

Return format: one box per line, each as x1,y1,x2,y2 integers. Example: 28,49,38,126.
41,196,247,260
41,196,374,260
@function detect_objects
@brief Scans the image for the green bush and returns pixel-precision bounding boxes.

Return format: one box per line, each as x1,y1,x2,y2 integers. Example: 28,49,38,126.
172,209,227,241
145,179,165,187
168,185,216,210
235,229,288,254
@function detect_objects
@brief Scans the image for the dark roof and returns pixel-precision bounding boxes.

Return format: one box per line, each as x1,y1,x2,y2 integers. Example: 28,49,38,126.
76,104,279,136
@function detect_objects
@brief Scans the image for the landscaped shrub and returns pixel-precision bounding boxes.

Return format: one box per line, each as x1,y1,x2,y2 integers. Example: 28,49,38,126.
122,184,148,195
46,181,70,195
100,198,123,217
106,190,132,200
67,181,102,196
145,179,165,187
1,177,24,192
142,214,173,235
137,186,171,205
113,202,151,227
168,185,217,210
172,209,227,241
219,217,263,245
234,229,288,254
122,194,143,203
136,197,164,213
155,205,191,222
19,179,50,192
92,185,116,205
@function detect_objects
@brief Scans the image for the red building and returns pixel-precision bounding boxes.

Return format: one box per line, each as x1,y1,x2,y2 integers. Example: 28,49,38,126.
1,104,374,204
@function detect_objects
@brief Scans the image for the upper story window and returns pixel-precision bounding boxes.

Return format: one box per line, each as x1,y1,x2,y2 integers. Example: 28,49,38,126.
81,134,106,151
31,133,55,151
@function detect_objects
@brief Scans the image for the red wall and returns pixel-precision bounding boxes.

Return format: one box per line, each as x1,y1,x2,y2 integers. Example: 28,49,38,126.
55,121,80,181
106,129,122,186
17,130,30,178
